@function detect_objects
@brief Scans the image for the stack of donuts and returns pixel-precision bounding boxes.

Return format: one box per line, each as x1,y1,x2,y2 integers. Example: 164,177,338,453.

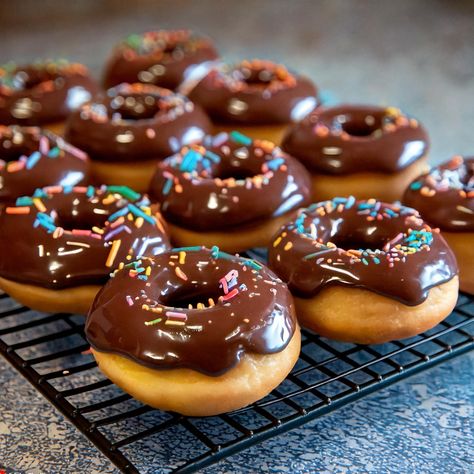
0,29,470,417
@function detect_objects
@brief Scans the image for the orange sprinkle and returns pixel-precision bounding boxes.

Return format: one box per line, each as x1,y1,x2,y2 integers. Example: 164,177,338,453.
284,241,293,251
105,240,121,267
175,266,188,281
6,206,30,214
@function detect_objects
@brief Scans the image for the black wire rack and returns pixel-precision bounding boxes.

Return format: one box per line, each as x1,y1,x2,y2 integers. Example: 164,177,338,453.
0,281,473,473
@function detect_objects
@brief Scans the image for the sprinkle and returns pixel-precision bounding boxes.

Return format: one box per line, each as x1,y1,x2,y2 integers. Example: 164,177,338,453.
92,226,104,235
105,240,121,267
172,246,202,252
175,266,188,281
53,227,64,239
144,317,162,326
208,298,215,307
162,179,173,195
229,130,252,146
135,216,144,228
273,236,282,247
284,241,293,251
179,251,186,264
26,151,41,169
222,288,239,301
106,186,141,201
197,303,205,310
165,320,185,326
47,147,61,158
127,203,155,225
410,181,423,190
6,206,30,214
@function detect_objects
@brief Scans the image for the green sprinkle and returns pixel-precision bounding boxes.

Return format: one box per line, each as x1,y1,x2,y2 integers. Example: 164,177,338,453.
171,246,202,252
229,131,252,146
144,318,162,326
106,185,141,201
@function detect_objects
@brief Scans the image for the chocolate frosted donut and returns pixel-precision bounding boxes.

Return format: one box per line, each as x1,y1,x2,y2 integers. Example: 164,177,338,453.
0,60,98,127
87,246,296,374
403,156,474,231
186,59,318,125
403,156,474,293
268,197,458,343
269,197,457,305
149,131,311,251
0,185,170,313
66,83,211,162
0,125,89,203
65,83,212,191
103,30,219,90
281,105,430,202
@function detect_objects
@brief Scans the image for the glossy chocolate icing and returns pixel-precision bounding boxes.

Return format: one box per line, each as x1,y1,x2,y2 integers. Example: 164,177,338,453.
403,156,474,232
186,59,318,125
0,61,98,125
86,247,296,375
65,83,212,163
0,125,90,203
149,131,312,230
103,30,218,90
268,197,457,305
0,186,170,289
281,105,429,174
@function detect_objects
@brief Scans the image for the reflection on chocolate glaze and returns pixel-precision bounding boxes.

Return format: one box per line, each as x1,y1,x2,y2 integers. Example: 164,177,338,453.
282,105,429,174
403,156,474,232
149,131,312,230
268,197,457,305
103,30,219,90
0,186,170,288
65,83,212,163
86,247,296,375
0,125,89,203
0,61,98,125
186,59,318,125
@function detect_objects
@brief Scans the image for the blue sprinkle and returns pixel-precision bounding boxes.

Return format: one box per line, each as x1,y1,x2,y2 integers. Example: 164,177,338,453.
345,196,356,209
266,157,285,171
127,203,155,225
205,150,220,163
63,185,73,194
362,258,369,265
180,149,201,172
229,131,252,146
171,246,202,252
16,196,33,206
86,186,95,198
211,245,220,258
410,181,423,190
108,206,129,222
162,179,173,195
26,151,41,170
47,147,61,158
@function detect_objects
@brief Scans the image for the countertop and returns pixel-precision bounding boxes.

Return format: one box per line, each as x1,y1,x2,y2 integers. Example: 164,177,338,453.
1,1,473,472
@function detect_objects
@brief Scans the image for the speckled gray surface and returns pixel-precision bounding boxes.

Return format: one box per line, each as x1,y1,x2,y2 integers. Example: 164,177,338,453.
1,1,474,472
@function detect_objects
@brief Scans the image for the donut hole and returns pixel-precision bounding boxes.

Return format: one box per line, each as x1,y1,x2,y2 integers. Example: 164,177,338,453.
161,284,222,309
55,204,110,231
110,94,159,121
238,68,276,87
214,168,256,181
331,228,392,252
12,68,52,90
340,115,383,137
0,144,37,163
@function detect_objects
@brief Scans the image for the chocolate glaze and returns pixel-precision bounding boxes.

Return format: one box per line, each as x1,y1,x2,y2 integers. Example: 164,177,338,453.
186,59,318,125
103,30,219,90
0,61,99,125
86,247,297,375
149,132,312,230
403,156,474,232
65,83,212,163
0,126,90,203
281,105,429,174
268,197,457,305
0,186,170,289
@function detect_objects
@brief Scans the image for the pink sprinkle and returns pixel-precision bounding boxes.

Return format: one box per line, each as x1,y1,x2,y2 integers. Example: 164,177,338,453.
72,229,92,236
146,128,156,139
39,136,49,154
126,295,134,306
73,186,88,193
219,277,229,294
165,311,187,321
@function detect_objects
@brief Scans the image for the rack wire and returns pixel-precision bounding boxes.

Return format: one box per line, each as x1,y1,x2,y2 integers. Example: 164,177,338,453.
0,282,472,473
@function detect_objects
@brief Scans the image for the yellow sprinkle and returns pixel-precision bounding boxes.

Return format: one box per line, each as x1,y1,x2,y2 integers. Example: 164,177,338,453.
142,304,150,311
105,240,121,267
33,198,46,212
179,251,186,264
145,266,152,276
197,303,205,310
284,241,293,251
92,226,104,234
102,195,115,205
175,266,188,281
165,320,185,326
188,304,193,309
135,217,144,228
273,236,282,247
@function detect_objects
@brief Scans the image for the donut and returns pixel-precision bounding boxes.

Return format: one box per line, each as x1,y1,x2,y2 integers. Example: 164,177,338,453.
65,83,212,192
403,155,474,294
86,246,300,416
103,30,219,90
0,125,90,203
281,104,430,202
184,59,318,144
0,60,98,134
268,197,459,344
149,131,312,252
0,185,170,314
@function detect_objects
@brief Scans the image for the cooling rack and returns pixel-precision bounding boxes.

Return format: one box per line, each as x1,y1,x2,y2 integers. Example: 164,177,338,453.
0,277,472,473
